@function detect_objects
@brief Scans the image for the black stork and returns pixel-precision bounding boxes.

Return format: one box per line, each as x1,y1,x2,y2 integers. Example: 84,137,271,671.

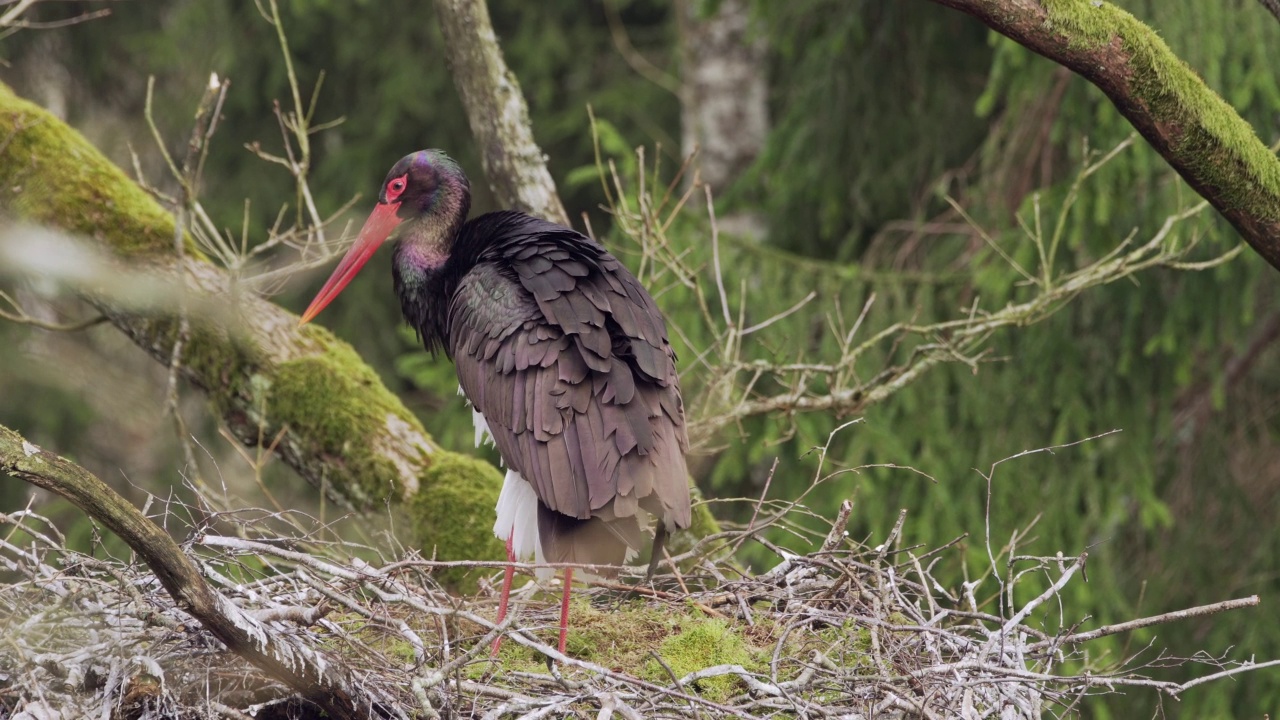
299,150,692,655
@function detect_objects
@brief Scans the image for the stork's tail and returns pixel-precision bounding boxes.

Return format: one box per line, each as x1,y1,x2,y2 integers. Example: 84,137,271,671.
536,503,644,580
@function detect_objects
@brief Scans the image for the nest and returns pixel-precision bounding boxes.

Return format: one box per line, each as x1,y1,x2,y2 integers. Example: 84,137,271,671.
0,497,1268,720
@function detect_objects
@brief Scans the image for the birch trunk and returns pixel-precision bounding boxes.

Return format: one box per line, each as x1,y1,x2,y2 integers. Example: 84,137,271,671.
433,0,570,227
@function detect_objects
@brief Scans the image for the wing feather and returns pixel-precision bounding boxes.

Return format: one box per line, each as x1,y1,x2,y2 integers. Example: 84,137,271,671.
446,214,692,568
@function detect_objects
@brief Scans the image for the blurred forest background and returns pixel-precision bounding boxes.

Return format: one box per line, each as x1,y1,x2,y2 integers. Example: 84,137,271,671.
2,1,1279,717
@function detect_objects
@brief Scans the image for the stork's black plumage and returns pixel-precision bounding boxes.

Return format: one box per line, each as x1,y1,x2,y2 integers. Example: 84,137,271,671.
300,150,691,656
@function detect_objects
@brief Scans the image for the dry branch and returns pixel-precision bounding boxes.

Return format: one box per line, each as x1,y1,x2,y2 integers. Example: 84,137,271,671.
0,423,396,720
3,426,1273,718
602,132,1231,444
0,0,111,30
925,0,1280,272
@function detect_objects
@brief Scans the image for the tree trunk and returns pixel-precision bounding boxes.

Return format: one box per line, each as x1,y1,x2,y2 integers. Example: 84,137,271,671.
677,0,769,196
433,0,569,227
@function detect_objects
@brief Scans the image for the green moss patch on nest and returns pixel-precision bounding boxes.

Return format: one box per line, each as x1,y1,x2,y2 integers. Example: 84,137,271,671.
642,617,764,702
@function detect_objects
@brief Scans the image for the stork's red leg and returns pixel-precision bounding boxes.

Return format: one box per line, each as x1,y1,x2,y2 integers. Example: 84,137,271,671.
557,567,573,655
490,532,516,656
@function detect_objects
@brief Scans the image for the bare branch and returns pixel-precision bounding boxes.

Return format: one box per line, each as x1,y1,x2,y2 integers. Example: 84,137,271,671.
0,289,104,331
688,156,1217,442
1029,595,1261,653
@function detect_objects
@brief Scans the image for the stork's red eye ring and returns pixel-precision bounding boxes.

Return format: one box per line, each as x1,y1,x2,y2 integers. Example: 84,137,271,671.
385,174,408,202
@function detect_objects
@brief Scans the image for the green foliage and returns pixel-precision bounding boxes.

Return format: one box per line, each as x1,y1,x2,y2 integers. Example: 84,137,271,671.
740,2,1280,716
737,1,993,258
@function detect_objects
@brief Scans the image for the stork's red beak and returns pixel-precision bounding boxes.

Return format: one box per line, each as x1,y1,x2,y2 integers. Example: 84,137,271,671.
299,202,402,325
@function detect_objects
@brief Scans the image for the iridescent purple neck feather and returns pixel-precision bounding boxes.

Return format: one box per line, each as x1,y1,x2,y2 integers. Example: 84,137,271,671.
389,150,472,353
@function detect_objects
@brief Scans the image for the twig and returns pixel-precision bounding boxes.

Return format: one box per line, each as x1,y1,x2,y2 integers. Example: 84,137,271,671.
1028,595,1261,653
821,499,853,552
0,290,106,331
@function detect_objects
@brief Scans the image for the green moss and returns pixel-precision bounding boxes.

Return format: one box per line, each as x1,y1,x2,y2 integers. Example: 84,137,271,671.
562,598,676,667
1041,0,1280,219
643,618,760,703
806,613,928,679
267,324,428,505
384,638,419,665
478,598,705,678
407,452,504,592
0,82,191,255
687,487,721,538
132,315,261,410
818,620,877,675
1041,0,1115,48
322,609,428,668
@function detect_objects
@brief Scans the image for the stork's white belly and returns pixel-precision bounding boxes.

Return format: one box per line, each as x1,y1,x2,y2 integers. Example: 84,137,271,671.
494,468,544,570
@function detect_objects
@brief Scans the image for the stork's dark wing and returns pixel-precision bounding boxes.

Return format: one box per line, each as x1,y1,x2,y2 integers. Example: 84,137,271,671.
448,215,691,540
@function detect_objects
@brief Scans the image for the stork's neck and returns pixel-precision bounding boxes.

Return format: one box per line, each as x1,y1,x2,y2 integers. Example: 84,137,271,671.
395,175,470,260
394,235,451,276
392,184,470,354
393,241,454,355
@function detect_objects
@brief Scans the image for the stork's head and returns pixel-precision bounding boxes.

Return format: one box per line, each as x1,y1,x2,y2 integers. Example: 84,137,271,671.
299,150,470,325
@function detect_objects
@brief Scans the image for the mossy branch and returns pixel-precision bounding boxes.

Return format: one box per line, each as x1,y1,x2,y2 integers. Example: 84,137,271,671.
926,0,1280,271
1258,0,1280,24
0,80,485,522
0,423,389,720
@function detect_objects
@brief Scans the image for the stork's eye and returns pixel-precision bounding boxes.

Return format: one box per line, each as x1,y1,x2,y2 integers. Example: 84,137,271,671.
385,174,408,202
